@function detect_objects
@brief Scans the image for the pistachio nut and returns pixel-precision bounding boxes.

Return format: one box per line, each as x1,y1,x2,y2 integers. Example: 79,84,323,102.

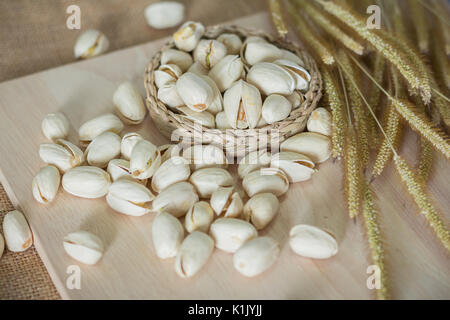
62,166,111,199
182,144,227,170
113,81,147,124
74,29,109,59
261,94,292,124
129,139,161,179
41,112,70,141
217,33,242,55
0,233,4,259
306,107,332,136
247,62,295,96
176,72,214,112
152,181,199,217
209,218,257,253
178,107,215,128
185,201,214,233
187,61,209,76
159,143,183,163
193,39,227,69
242,193,279,230
152,211,184,259
210,186,243,218
107,159,138,182
215,111,232,130
280,132,331,163
242,41,281,65
39,139,84,172
157,82,184,109
85,131,121,168
289,224,338,259
144,1,185,29
78,113,124,146
280,49,305,67
63,231,104,265
175,231,214,278
189,167,233,198
270,151,315,183
200,75,223,115
208,55,244,92
106,178,154,216
160,48,193,72
237,149,271,179
32,165,61,204
286,91,304,109
2,210,33,252
274,59,311,91
155,64,183,89
173,21,205,52
120,132,143,160
242,167,289,197
151,156,190,193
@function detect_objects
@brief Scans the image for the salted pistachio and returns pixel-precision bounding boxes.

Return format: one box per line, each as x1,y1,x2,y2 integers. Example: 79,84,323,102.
307,107,332,136
63,231,104,265
107,159,141,182
155,64,183,89
233,236,279,277
74,29,109,59
217,33,242,55
242,193,279,230
176,72,214,112
274,59,311,91
62,166,111,199
210,186,243,218
152,181,199,217
185,201,214,233
32,165,61,204
223,79,262,129
2,210,33,252
270,151,315,183
120,132,143,160
187,61,209,76
182,144,227,170
280,49,305,67
106,178,154,216
85,132,121,168
242,167,289,197
262,94,292,124
0,232,4,259
280,132,331,163
175,231,214,278
247,62,295,96
157,82,184,109
208,55,244,92
200,75,223,115
39,139,84,172
178,107,215,128
173,21,205,52
189,167,233,198
41,112,70,141
113,82,147,124
144,1,185,29
237,149,271,179
289,224,338,259
193,39,227,69
209,218,257,253
152,211,184,259
129,140,161,179
159,144,183,163
160,48,193,72
215,111,232,130
78,113,124,146
151,156,190,193
242,41,281,65
286,91,304,109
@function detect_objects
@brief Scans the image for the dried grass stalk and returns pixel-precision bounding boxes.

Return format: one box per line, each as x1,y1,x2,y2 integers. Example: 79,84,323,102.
418,138,433,182
269,0,288,38
408,0,429,53
431,0,450,56
430,31,450,92
344,127,363,219
367,53,386,147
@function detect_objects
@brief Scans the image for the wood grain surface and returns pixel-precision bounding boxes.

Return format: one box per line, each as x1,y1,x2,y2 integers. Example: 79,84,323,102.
0,13,449,299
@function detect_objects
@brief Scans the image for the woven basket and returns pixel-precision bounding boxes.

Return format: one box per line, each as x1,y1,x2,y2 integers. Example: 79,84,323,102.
145,24,322,158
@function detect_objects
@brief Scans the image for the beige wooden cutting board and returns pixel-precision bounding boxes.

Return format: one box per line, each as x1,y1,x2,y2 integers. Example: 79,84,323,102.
0,12,449,300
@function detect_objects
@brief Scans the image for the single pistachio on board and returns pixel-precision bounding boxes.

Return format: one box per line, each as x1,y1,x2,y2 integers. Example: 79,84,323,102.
78,113,124,147
215,111,232,130
237,149,272,179
120,132,143,161
286,91,304,109
182,144,228,170
242,167,289,197
193,39,227,69
185,201,215,233
176,72,214,112
242,41,281,66
223,79,262,129
174,231,214,278
152,211,185,259
32,165,61,204
189,167,233,198
113,82,147,124
157,82,184,109
173,21,205,52
261,94,292,124
270,151,315,183
62,166,111,199
208,55,244,92
233,236,280,277
160,48,193,72
242,193,279,230
289,224,338,259
41,112,70,141
129,139,161,179
178,106,216,128
280,132,331,163
159,143,183,164
0,232,4,259
152,181,199,217
217,33,243,55
63,231,104,265
247,62,295,96
210,186,243,218
84,132,121,168
274,59,311,91
154,64,183,89
2,210,33,252
106,178,155,216
107,159,143,183
280,49,305,67
39,139,84,172
151,156,191,193
74,29,109,59
209,218,257,253
306,107,332,136
200,75,223,115
144,1,185,29
187,61,209,76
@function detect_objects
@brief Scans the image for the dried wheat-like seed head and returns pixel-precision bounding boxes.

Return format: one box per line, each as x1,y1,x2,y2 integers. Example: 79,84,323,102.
418,138,433,183
367,53,386,147
269,0,288,38
344,127,363,219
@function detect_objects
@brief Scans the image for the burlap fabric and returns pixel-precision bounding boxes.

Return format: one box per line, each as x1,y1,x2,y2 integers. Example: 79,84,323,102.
0,0,266,300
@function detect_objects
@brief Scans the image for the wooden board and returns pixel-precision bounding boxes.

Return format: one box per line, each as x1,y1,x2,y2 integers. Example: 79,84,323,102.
0,12,449,300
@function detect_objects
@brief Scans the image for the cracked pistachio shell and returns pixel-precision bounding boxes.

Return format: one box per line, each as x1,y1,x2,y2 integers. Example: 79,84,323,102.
209,218,257,253
173,21,205,52
262,94,292,124
178,107,215,128
32,165,61,204
106,178,154,216
307,107,332,136
200,75,223,115
182,144,227,170
193,39,227,69
85,132,121,168
175,231,214,278
237,149,271,179
39,139,84,172
0,232,4,259
129,140,161,179
157,82,184,109
78,113,124,146
74,29,109,59
63,231,104,265
286,91,304,109
189,167,233,198
41,112,70,141
176,72,214,112
187,61,209,76
280,132,331,163
280,49,305,67
289,224,338,259
160,48,193,72
242,167,289,197
120,132,143,160
215,111,232,130
233,236,279,277
210,186,243,218
152,181,199,217
223,80,262,129
113,82,147,124
243,193,279,230
185,201,214,233
107,159,139,182
151,156,190,193
155,63,183,89
208,55,244,92
62,166,111,198
144,1,185,29
270,151,315,183
274,59,311,91
152,211,184,259
242,41,281,65
159,144,183,163
217,33,242,55
247,62,295,96
2,210,33,252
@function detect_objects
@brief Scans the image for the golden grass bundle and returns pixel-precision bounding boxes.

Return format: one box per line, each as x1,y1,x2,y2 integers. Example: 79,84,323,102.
408,0,429,53
418,138,433,182
367,53,386,147
344,127,363,219
269,0,288,38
